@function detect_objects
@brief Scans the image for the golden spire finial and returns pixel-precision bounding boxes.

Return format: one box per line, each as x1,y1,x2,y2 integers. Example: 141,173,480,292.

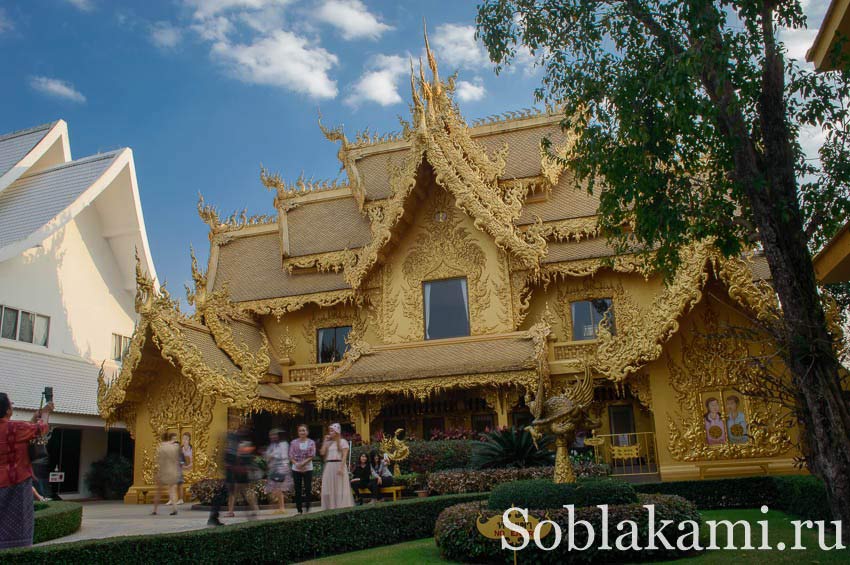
423,21,440,92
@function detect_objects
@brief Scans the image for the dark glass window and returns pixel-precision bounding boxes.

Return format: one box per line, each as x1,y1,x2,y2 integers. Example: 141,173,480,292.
570,298,615,341
47,428,82,493
107,430,135,463
0,306,49,346
317,326,351,363
423,277,470,340
471,414,495,433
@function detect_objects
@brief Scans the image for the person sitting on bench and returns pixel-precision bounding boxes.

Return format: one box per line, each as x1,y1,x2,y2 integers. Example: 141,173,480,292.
350,453,372,505
369,451,394,502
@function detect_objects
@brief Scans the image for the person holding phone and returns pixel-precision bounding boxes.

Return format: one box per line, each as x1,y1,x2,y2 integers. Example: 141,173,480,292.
0,392,53,549
319,423,353,510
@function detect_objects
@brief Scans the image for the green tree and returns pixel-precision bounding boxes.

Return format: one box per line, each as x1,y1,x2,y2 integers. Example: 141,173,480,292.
477,0,850,530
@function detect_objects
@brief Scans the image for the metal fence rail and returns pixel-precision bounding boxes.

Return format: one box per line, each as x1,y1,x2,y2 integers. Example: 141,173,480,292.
585,431,659,476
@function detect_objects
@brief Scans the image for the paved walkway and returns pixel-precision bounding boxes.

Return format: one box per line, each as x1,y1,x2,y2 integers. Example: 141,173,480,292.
38,501,311,546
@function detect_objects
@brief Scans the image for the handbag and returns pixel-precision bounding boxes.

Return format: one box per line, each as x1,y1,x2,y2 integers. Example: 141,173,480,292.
269,470,288,482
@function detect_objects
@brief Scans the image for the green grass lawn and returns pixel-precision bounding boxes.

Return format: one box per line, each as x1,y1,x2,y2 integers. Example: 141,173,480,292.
300,508,847,564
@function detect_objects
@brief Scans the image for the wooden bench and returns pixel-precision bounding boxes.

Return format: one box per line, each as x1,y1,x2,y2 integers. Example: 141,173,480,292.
357,485,404,501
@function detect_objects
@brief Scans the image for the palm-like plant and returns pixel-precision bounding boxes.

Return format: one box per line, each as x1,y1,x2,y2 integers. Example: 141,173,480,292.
471,427,555,469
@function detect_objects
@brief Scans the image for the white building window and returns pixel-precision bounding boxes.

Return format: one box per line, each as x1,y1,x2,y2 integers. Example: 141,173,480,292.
0,305,49,346
112,333,131,362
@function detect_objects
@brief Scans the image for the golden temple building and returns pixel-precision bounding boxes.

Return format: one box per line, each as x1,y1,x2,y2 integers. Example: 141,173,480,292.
99,46,808,503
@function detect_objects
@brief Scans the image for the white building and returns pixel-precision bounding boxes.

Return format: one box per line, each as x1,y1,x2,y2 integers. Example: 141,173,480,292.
0,120,157,498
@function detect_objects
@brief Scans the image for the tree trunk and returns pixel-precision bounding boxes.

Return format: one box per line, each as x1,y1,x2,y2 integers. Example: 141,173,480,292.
748,5,850,536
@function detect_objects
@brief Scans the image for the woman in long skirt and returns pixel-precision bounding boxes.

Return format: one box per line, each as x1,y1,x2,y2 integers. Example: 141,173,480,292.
319,423,353,510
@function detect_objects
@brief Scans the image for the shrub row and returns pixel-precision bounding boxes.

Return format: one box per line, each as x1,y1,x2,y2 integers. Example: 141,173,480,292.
488,478,638,511
6,492,488,564
633,474,829,519
435,494,700,563
33,501,83,544
427,463,608,495
352,440,474,473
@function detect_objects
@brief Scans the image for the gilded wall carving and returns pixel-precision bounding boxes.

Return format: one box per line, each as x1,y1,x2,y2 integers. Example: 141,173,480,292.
399,190,508,340
299,305,366,362
555,279,627,342
665,307,793,461
145,376,216,483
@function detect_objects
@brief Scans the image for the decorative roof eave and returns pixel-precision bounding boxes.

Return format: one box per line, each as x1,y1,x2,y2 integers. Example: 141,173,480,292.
592,242,780,382
283,249,353,274
234,289,357,319
197,193,277,245
98,258,267,425
534,216,601,242
315,370,540,406
314,321,552,406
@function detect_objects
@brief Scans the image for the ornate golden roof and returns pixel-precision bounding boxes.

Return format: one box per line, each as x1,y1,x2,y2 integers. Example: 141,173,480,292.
315,323,551,405
98,258,295,429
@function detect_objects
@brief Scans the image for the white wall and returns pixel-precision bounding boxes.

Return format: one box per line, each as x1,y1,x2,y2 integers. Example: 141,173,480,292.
0,205,136,361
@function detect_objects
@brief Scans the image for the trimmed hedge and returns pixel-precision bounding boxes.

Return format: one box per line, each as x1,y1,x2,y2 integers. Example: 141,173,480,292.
633,474,830,520
435,493,700,563
352,440,474,473
427,464,607,495
33,501,83,544
488,478,638,511
5,492,487,563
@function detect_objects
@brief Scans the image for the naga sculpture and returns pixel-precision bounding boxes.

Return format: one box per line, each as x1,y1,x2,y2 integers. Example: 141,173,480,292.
527,363,600,483
380,428,410,477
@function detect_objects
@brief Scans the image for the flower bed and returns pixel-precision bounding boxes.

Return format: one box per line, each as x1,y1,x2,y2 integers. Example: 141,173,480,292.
352,439,474,473
435,494,700,563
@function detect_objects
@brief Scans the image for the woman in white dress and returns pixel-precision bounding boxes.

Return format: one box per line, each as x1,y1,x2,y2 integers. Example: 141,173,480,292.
319,423,353,510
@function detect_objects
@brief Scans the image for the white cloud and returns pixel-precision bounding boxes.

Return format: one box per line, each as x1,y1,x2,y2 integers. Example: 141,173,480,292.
64,0,94,12
150,21,182,50
184,0,293,19
456,80,486,102
431,23,490,70
779,26,819,61
0,9,12,34
211,30,338,98
191,16,233,42
30,76,87,103
347,54,407,107
315,0,391,41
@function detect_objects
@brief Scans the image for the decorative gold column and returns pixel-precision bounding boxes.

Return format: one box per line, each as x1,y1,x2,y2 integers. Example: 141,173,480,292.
554,437,576,483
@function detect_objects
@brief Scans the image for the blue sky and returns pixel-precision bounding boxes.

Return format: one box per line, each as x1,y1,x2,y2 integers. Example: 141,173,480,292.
0,0,831,298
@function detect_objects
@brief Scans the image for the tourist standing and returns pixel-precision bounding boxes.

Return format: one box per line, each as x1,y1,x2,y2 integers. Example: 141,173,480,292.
320,423,353,510
0,393,52,549
175,432,193,504
152,433,180,516
264,429,292,514
289,424,315,514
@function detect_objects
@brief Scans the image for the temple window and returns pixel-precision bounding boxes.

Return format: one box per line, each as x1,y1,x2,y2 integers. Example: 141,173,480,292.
423,277,470,340
317,325,351,363
1,305,49,347
570,298,615,341
112,333,131,362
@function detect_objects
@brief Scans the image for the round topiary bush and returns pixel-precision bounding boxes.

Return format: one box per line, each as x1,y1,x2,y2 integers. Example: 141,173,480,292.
487,478,638,510
84,454,133,500
435,494,701,563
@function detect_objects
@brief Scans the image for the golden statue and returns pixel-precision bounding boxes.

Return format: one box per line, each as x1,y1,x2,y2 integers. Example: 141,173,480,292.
527,364,600,483
380,428,410,477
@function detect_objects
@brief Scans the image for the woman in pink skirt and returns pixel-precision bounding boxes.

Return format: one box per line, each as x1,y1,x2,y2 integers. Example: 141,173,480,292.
319,423,353,510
